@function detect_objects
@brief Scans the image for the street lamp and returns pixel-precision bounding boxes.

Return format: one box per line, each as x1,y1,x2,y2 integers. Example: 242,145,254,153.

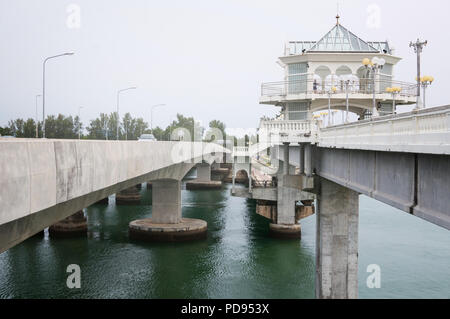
410,39,428,109
420,76,434,108
42,52,75,138
116,87,137,140
362,57,385,117
345,79,350,123
150,104,166,131
78,106,83,140
327,86,337,126
386,87,402,115
35,94,41,138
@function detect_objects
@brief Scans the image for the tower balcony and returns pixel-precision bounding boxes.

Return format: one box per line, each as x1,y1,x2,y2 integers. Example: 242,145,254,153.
259,77,418,107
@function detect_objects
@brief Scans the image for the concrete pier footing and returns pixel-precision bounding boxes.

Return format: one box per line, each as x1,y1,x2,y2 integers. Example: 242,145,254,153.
269,223,301,239
186,181,222,190
116,185,141,205
186,163,223,190
316,178,359,299
49,211,87,238
129,179,207,242
129,218,207,242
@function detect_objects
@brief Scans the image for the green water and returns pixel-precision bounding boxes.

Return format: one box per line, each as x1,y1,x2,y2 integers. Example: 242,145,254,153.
0,183,449,299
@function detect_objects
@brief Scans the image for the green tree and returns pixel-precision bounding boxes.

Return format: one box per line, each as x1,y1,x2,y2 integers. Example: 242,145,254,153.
165,114,204,141
206,119,226,142
0,126,12,136
43,114,77,139
108,112,120,140
87,113,110,140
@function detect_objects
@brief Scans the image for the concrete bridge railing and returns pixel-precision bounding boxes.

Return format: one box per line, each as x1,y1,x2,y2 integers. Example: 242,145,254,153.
318,105,450,154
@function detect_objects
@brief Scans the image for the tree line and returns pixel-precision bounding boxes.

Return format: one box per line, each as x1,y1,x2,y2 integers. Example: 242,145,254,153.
0,112,232,143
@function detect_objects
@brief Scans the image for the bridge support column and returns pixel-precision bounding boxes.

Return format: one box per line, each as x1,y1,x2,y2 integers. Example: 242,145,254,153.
283,142,290,175
270,174,301,239
299,143,305,175
116,185,141,205
49,210,87,238
305,144,313,177
129,180,207,242
316,179,359,299
186,163,222,190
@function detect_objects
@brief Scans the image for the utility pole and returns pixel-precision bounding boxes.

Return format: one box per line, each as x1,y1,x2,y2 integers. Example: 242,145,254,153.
409,39,427,109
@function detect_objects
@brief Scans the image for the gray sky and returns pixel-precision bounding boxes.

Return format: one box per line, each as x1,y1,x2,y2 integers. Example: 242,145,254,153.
0,0,448,132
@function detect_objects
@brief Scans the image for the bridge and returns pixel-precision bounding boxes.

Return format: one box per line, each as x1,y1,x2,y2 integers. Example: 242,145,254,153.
0,139,226,252
229,17,450,299
231,104,450,299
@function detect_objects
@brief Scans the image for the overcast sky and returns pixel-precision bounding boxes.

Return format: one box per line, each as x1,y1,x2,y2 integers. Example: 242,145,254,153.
0,0,448,132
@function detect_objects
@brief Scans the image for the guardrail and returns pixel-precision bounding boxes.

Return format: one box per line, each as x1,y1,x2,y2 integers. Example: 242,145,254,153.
318,105,450,154
259,120,313,133
261,78,417,98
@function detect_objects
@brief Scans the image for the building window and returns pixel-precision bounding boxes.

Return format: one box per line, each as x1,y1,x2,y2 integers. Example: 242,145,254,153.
288,63,308,94
287,102,309,120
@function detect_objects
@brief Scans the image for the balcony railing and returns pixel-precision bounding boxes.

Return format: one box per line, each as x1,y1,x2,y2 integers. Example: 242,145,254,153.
261,78,418,99
259,120,313,133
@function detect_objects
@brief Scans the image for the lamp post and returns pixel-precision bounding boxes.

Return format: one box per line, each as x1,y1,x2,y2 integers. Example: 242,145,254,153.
77,106,83,140
386,87,402,115
116,87,137,140
410,39,428,109
362,57,385,118
35,94,41,138
150,104,166,131
327,86,337,126
345,79,350,123
42,52,75,138
420,76,434,108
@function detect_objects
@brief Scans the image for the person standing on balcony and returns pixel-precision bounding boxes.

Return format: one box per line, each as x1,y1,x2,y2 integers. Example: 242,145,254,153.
313,79,318,93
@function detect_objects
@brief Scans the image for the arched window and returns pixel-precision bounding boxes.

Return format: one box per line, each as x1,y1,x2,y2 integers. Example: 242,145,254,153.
314,66,332,92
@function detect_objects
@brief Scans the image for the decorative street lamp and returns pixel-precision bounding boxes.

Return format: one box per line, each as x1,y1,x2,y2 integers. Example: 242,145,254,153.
420,76,434,108
327,86,337,126
42,52,75,138
150,104,166,131
410,39,428,109
116,87,137,140
386,87,402,115
362,57,385,118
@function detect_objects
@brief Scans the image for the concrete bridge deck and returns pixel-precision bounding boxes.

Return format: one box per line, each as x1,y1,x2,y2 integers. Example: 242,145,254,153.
0,139,226,253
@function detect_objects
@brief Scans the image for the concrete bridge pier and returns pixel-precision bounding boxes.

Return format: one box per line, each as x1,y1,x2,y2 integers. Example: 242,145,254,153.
270,143,302,239
116,185,141,205
186,163,222,190
316,178,359,299
129,179,207,242
49,210,88,238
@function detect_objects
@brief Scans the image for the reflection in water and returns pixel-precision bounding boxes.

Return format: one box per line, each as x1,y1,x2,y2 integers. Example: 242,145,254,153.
0,183,449,299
